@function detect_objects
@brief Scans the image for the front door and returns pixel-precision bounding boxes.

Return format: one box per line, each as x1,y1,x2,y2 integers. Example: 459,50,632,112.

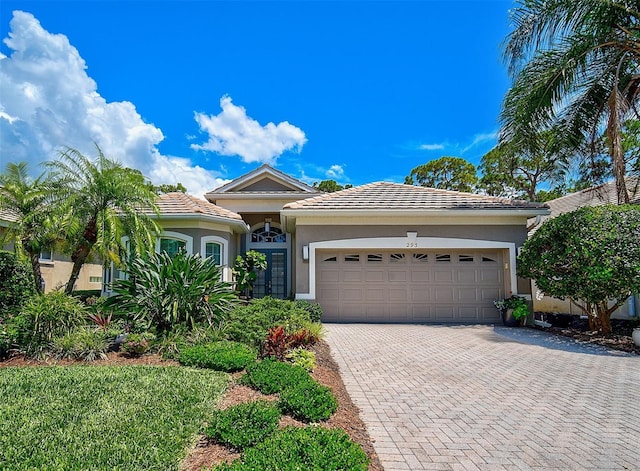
253,249,287,299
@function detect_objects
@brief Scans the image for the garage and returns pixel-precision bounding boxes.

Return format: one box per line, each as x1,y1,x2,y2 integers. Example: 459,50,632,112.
316,249,505,323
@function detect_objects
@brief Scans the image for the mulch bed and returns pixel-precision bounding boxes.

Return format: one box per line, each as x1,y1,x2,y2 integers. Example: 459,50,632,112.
532,316,640,355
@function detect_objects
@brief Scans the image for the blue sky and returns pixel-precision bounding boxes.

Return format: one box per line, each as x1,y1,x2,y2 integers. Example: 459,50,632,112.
0,1,514,197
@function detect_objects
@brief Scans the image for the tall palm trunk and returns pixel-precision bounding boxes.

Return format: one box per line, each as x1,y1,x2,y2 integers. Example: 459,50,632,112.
27,249,44,294
64,217,98,294
607,85,630,205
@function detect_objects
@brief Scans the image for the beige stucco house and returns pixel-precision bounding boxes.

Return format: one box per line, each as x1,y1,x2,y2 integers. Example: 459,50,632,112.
0,209,102,292
528,178,640,319
130,165,549,324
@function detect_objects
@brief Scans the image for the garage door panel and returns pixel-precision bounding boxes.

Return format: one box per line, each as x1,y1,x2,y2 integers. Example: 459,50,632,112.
365,270,385,282
343,270,363,282
316,249,505,323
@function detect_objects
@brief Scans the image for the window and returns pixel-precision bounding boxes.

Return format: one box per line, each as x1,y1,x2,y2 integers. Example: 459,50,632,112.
412,253,429,263
39,249,52,261
459,254,474,262
89,276,102,283
159,238,186,258
251,226,286,243
482,256,497,263
344,254,360,262
367,254,383,263
435,254,451,263
205,242,222,265
390,253,406,263
323,256,337,262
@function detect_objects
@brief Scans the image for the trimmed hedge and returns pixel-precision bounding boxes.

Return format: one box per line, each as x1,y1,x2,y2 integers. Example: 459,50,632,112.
279,381,338,423
206,400,281,450
241,359,313,394
179,341,257,372
212,426,369,471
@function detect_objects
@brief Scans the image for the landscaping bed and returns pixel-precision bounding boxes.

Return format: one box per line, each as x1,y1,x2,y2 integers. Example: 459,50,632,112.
532,316,640,355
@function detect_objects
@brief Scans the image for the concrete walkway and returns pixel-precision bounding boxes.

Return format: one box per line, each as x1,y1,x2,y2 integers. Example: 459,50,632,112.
326,324,640,470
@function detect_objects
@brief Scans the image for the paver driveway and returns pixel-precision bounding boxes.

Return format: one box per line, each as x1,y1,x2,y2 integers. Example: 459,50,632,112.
326,324,640,471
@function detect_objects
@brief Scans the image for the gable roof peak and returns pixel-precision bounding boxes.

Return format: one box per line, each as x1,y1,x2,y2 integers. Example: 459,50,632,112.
206,164,319,196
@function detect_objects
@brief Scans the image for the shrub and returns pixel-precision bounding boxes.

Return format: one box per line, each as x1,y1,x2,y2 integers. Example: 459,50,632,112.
294,300,323,323
241,359,313,395
71,290,102,304
205,400,281,450
261,325,318,360
0,321,19,359
286,348,316,372
179,341,256,372
51,327,109,361
17,291,87,348
106,251,238,332
213,426,369,471
0,251,36,319
224,297,312,349
121,332,156,356
279,381,338,422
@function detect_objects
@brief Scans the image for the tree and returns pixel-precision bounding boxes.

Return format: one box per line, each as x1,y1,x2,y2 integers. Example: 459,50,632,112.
232,250,267,298
0,162,60,293
147,182,188,194
47,146,159,294
312,180,352,193
501,0,640,205
404,157,478,192
478,132,565,201
517,205,640,335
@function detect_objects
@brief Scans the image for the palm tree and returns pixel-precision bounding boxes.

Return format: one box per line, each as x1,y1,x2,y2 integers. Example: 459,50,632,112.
500,0,640,204
0,162,60,293
47,146,159,294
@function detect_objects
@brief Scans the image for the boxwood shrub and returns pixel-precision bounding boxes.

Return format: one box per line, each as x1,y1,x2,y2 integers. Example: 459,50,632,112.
212,426,369,471
179,341,256,372
241,359,313,394
279,381,338,422
205,400,281,450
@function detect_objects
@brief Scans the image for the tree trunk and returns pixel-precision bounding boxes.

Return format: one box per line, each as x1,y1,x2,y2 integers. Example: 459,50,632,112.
64,217,98,295
28,250,43,294
597,302,613,335
607,90,630,205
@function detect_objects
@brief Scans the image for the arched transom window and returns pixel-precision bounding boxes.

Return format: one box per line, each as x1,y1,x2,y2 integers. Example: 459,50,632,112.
251,226,286,243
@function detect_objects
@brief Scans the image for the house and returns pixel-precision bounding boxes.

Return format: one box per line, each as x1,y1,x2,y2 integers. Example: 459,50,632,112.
126,164,549,324
529,178,640,319
0,209,103,292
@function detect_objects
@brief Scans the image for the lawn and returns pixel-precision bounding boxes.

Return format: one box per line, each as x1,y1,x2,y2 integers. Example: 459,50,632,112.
0,366,229,470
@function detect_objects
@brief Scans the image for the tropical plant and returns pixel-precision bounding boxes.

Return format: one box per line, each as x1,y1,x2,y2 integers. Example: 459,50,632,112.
232,250,267,297
120,332,156,356
107,250,238,332
46,145,159,294
0,162,61,293
493,295,529,320
206,400,281,450
404,156,478,192
224,297,312,349
50,326,109,361
501,0,640,205
278,381,338,422
0,250,36,318
16,291,87,349
518,204,640,334
286,347,317,372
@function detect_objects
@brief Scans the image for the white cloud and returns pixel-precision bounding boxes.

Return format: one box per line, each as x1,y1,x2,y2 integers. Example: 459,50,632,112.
191,95,307,165
419,143,445,151
461,132,498,154
0,11,222,196
326,164,345,179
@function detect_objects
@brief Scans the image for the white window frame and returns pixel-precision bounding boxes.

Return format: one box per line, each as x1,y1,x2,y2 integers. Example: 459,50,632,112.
39,249,53,262
201,235,227,266
156,231,193,255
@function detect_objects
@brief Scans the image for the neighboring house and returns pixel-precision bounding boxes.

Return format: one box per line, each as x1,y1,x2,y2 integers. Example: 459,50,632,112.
0,209,102,293
528,178,640,319
127,164,548,324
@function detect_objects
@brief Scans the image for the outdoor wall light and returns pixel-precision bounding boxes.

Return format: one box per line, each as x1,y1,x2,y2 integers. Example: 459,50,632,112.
303,245,309,260
264,217,272,232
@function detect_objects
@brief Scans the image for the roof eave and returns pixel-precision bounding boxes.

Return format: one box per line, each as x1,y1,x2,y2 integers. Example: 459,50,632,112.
151,213,249,233
281,208,551,218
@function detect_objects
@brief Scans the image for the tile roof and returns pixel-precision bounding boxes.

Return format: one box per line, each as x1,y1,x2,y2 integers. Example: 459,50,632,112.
208,164,319,194
283,182,548,211
154,192,244,221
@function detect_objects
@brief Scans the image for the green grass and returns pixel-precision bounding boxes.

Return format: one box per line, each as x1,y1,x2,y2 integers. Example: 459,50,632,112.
0,366,229,470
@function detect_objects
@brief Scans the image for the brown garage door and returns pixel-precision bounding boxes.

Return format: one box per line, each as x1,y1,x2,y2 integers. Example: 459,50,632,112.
316,250,505,323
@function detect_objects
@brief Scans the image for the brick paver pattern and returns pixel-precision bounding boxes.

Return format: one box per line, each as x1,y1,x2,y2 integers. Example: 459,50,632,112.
326,324,640,471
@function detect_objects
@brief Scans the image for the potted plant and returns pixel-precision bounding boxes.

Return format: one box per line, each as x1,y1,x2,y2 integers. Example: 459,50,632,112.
632,326,640,347
494,295,529,327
